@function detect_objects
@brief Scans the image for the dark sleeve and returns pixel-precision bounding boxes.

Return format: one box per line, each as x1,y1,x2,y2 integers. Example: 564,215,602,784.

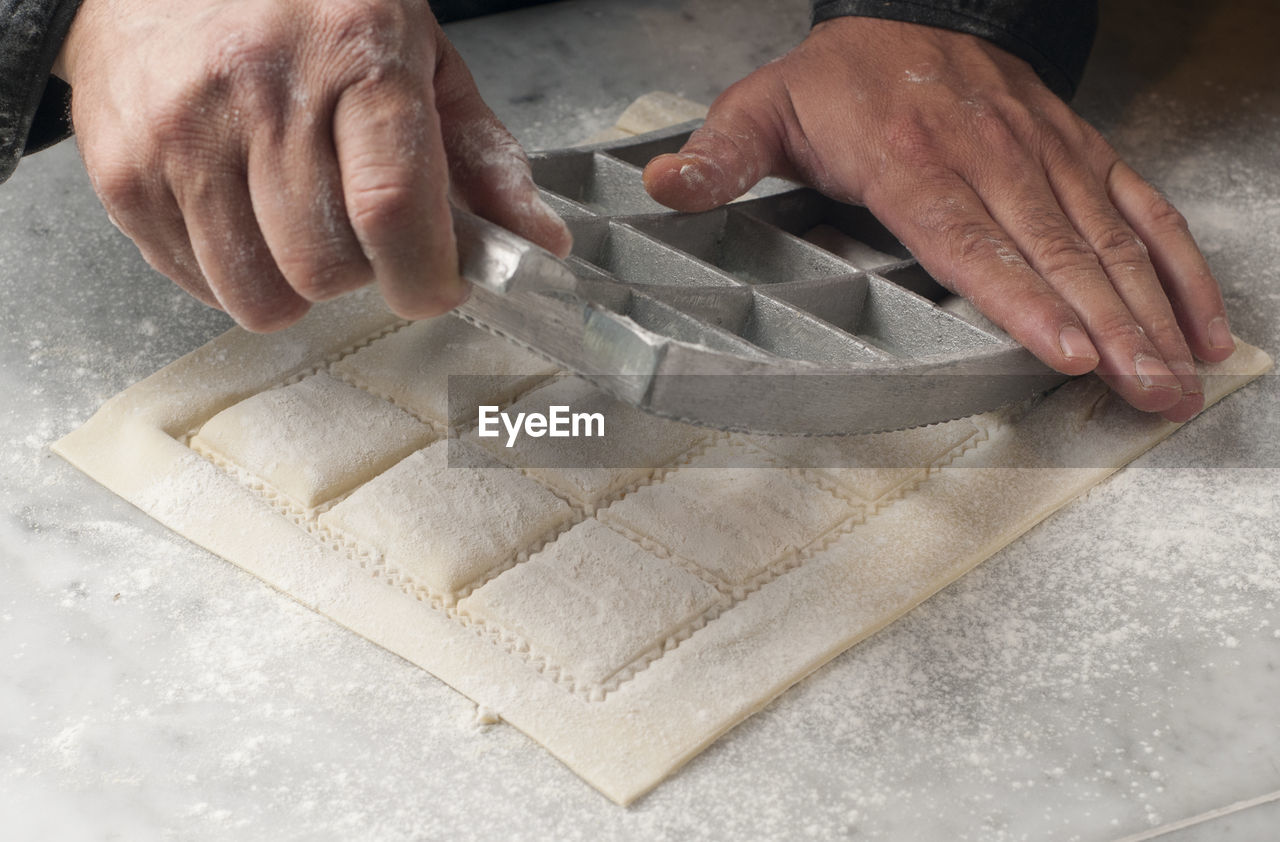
811,0,1098,100
1,0,84,184
429,0,560,23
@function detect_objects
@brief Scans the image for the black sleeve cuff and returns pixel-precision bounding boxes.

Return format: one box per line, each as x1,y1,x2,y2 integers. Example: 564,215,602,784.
1,0,84,183
429,0,560,23
811,0,1098,101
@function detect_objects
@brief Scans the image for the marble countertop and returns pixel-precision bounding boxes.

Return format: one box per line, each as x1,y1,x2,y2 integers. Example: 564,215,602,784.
2,1,1276,839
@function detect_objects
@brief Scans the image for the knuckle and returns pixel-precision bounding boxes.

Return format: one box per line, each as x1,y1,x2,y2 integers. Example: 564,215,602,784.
1144,193,1191,236
90,160,148,214
345,170,419,236
186,18,293,122
1189,267,1219,293
970,108,1023,153
1010,286,1071,327
984,92,1036,125
912,191,969,233
205,24,290,87
1142,314,1184,344
282,251,370,301
1035,131,1076,171
1034,235,1099,276
1014,205,1066,242
943,218,999,265
1093,227,1151,275
1093,225,1145,255
883,114,942,167
327,0,403,40
974,94,1051,151
684,124,738,160
1091,311,1146,347
323,0,410,81
685,120,764,178
165,164,231,211
915,202,1022,271
146,104,216,158
447,120,530,184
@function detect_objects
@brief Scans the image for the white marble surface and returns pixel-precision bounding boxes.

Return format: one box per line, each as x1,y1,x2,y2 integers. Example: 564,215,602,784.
2,1,1277,839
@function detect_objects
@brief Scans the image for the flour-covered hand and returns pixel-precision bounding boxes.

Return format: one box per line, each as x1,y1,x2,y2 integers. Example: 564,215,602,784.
643,17,1233,422
56,0,571,330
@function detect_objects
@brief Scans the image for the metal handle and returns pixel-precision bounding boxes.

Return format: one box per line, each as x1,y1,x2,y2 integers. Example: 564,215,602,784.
452,207,578,296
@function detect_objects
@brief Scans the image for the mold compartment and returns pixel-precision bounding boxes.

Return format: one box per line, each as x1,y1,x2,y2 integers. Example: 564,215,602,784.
567,219,742,290
599,128,695,168
625,209,860,286
529,151,669,216
877,262,950,302
563,219,752,332
757,275,869,335
623,294,773,359
538,188,597,220
851,276,1001,357
737,292,891,365
732,189,912,268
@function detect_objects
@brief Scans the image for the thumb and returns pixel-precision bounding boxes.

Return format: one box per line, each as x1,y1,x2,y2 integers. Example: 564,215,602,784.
434,39,573,257
642,81,787,212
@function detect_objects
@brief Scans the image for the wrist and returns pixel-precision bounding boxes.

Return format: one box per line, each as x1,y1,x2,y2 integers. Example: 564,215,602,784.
51,0,88,84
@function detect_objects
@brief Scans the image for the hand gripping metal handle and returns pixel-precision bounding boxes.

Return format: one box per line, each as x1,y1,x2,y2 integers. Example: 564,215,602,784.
452,207,578,297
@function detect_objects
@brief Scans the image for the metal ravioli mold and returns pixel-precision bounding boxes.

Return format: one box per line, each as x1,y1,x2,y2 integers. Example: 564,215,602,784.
454,122,1069,435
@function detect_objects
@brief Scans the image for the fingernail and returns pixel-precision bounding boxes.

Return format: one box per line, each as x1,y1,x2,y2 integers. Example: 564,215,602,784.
1134,354,1181,391
1058,326,1098,361
1168,360,1203,396
1208,316,1234,352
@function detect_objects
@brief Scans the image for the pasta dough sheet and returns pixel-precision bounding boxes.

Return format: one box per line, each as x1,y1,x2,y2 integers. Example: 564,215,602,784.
53,290,1272,804
52,93,1275,804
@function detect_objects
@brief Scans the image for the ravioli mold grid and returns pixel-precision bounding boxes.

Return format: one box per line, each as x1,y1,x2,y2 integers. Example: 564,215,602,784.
454,121,1069,435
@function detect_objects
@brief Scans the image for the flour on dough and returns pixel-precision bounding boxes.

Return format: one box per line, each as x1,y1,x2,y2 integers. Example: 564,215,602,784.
747,416,985,503
191,372,434,509
319,440,573,597
331,315,559,428
469,375,712,510
51,93,1275,807
460,518,723,689
599,440,853,588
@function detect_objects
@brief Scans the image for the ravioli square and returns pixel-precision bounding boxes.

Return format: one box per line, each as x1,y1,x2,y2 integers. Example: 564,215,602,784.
469,376,710,509
459,519,722,688
331,315,559,427
747,417,983,502
599,446,852,587
318,441,574,596
191,372,434,508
